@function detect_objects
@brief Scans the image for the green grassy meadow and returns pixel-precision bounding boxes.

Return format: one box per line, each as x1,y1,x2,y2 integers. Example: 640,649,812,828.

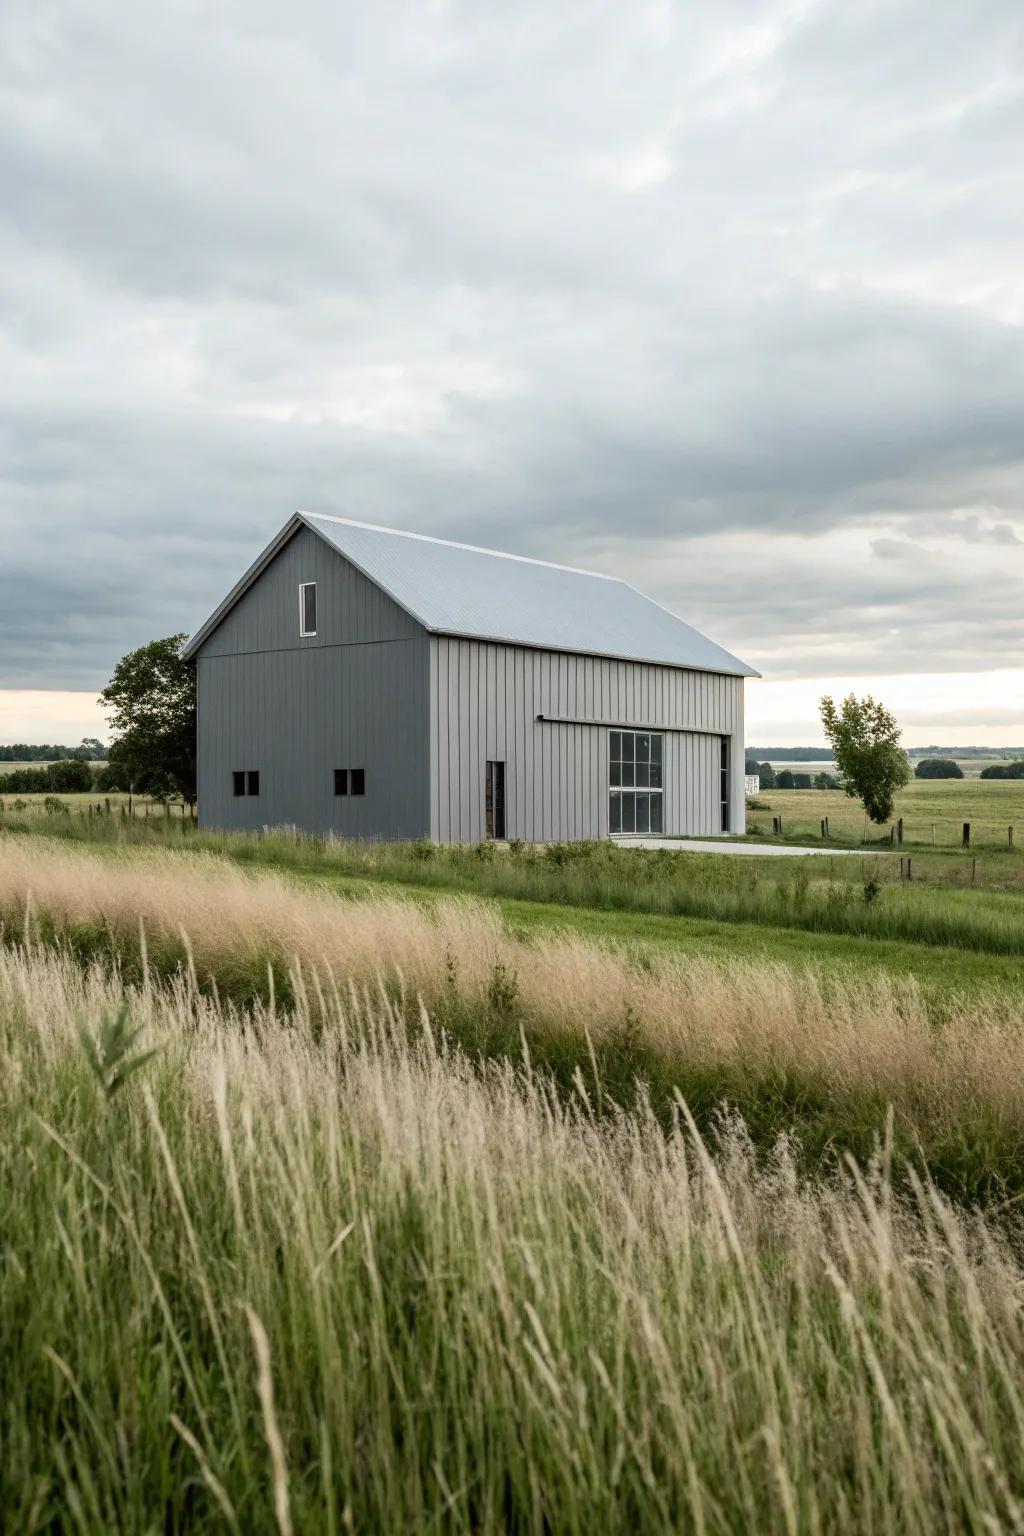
4,786,1024,1529
747,775,1024,849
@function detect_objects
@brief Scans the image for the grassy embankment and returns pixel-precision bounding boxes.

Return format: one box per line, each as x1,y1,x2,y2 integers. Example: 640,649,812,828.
4,802,1024,969
6,922,1024,1531
2,833,1024,1202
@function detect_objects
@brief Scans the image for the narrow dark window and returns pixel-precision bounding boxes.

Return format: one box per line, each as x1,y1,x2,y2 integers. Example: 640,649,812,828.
334,768,348,796
299,581,317,637
720,737,730,832
485,761,505,838
247,770,260,797
232,771,245,797
350,768,365,796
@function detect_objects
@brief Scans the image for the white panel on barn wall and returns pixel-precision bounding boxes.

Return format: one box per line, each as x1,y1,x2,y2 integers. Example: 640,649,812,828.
486,646,497,758
530,650,540,839
462,641,471,840
468,641,480,838
541,653,551,840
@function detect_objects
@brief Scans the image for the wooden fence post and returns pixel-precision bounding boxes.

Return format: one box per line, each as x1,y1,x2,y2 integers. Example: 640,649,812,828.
820,818,827,839
1010,826,1015,850
962,822,970,847
897,817,903,844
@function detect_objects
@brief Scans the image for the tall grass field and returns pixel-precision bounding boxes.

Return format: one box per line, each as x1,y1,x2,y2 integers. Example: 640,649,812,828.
4,832,1024,1529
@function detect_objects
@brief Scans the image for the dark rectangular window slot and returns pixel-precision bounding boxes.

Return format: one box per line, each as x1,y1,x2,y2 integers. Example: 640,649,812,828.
720,737,729,833
232,771,245,797
334,769,348,796
485,760,505,838
350,768,365,796
300,581,317,636
247,770,260,797
335,768,365,795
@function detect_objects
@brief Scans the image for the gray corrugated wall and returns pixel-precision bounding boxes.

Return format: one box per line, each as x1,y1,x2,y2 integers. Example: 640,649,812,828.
196,526,431,837
429,636,746,842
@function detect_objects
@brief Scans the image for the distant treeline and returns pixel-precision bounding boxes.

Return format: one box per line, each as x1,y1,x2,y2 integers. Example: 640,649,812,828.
746,759,840,791
0,739,107,762
911,745,1024,759
747,748,834,761
753,745,1024,762
1,759,126,796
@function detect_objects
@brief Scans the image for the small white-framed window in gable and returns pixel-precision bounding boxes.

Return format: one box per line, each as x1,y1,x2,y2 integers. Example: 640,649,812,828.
299,582,317,637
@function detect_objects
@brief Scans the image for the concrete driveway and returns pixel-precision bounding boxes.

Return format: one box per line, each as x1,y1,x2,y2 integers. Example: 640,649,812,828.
615,838,879,857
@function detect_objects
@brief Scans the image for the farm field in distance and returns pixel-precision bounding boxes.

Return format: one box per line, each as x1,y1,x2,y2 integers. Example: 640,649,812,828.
759,755,1021,780
0,759,106,776
4,794,1024,1530
747,775,1024,850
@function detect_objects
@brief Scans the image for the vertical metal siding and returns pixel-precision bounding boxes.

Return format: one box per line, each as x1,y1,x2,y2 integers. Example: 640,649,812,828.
197,526,430,838
429,636,746,843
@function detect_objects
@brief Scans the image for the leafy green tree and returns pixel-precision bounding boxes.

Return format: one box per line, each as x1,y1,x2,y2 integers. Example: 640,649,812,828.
99,635,196,805
776,769,795,789
914,758,963,780
819,694,910,824
758,761,777,789
981,760,1024,780
44,759,94,793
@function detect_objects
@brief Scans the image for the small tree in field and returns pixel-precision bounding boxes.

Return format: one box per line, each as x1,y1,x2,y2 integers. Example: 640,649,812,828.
99,635,197,806
819,694,910,825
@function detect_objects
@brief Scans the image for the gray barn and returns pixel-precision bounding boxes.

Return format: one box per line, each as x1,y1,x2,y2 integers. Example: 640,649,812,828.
183,514,758,842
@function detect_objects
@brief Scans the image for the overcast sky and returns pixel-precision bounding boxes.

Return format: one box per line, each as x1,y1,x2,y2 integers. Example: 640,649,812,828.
3,0,1024,744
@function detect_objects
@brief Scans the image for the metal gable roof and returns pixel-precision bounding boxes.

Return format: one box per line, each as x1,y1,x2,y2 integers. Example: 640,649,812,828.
185,511,759,677
302,514,759,676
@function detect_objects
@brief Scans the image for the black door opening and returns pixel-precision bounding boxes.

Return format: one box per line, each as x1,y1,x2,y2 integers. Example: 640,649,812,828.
485,760,506,839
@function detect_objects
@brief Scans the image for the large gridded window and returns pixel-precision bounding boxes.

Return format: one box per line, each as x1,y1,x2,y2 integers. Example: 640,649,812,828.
609,730,663,835
299,581,317,636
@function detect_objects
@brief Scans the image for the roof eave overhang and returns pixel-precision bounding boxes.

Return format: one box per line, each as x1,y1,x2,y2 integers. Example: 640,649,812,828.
425,628,761,679
182,513,307,659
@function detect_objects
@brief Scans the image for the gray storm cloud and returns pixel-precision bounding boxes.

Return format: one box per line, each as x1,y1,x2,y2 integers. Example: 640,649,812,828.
2,0,1023,687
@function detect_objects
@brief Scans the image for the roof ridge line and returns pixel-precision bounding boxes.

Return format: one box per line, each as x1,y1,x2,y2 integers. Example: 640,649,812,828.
297,510,623,584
